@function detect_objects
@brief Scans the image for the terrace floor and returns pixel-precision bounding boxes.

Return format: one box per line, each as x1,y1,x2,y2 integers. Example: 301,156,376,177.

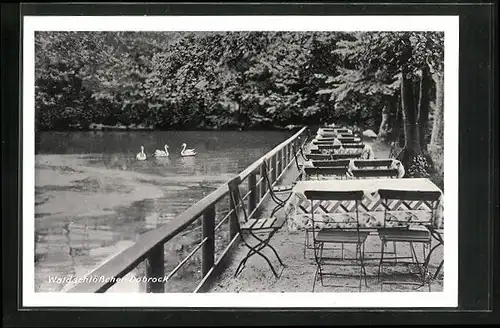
208,142,444,293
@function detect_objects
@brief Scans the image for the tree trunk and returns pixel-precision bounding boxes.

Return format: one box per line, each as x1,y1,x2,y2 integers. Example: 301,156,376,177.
378,102,390,141
417,65,431,152
401,65,420,153
430,72,444,148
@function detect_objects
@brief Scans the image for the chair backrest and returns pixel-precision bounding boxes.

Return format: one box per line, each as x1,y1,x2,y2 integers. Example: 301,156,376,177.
340,133,354,137
313,140,338,145
378,189,442,227
305,153,332,161
227,175,248,223
315,137,337,141
317,144,342,150
304,190,364,233
331,153,362,160
354,159,394,168
336,129,350,133
304,190,364,201
304,167,348,180
351,168,399,179
339,139,359,144
342,144,365,149
312,159,351,167
310,148,322,154
378,189,442,202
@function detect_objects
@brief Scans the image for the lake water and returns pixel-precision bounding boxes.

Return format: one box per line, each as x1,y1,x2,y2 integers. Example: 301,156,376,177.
34,130,294,292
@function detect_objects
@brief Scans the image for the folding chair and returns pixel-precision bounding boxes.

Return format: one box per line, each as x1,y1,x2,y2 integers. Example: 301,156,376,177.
376,189,442,291
227,176,286,278
260,159,301,217
304,190,369,292
301,166,349,259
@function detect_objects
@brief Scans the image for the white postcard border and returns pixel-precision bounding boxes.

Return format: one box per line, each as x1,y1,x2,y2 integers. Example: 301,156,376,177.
23,15,459,308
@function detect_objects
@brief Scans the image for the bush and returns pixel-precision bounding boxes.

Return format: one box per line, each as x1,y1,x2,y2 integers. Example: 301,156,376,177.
428,145,444,191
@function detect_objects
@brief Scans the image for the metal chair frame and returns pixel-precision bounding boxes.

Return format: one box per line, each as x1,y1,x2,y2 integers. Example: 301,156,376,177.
304,190,369,292
376,189,442,291
227,176,286,278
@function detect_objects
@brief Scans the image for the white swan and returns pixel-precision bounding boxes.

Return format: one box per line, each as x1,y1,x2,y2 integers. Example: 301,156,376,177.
136,146,147,161
180,143,196,157
154,144,170,157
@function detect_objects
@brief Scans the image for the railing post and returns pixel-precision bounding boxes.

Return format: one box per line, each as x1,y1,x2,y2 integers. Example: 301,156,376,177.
277,150,282,178
248,172,257,216
271,154,277,183
260,163,267,199
202,205,215,276
229,190,239,240
286,145,289,164
146,244,165,293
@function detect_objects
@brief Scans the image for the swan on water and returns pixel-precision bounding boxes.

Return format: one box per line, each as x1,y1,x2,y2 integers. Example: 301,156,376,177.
181,143,197,157
154,144,170,157
136,146,147,161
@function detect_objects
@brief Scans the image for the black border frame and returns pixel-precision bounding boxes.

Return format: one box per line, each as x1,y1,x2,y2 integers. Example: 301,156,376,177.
2,1,498,326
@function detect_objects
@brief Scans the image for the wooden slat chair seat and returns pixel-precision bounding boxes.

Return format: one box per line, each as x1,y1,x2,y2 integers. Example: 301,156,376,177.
377,229,431,242
303,190,368,292
316,230,370,243
227,176,286,278
376,189,442,290
241,216,286,230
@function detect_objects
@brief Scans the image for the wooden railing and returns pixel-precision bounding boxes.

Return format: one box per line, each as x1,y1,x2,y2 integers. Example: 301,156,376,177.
68,126,308,293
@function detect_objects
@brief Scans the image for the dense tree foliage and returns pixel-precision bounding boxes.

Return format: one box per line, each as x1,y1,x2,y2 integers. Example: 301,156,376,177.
35,31,355,130
35,31,444,175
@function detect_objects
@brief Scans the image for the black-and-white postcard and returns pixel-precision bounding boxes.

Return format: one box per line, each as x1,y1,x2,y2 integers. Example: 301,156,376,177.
23,15,459,308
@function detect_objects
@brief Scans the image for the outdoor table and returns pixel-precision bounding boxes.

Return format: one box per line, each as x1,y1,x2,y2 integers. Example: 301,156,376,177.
284,178,444,232
309,144,373,159
317,127,353,137
284,178,445,280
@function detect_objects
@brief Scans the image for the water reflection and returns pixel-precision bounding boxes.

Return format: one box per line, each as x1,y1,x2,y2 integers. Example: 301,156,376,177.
35,130,293,292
